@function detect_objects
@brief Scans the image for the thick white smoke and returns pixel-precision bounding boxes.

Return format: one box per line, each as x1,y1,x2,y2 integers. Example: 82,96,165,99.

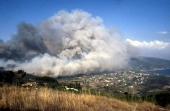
126,39,170,60
0,10,129,77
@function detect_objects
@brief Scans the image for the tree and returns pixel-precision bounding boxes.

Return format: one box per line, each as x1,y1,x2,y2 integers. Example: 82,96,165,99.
0,70,15,85
16,70,26,86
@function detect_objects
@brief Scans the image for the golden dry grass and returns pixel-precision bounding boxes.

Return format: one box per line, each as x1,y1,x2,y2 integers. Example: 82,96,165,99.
0,86,160,111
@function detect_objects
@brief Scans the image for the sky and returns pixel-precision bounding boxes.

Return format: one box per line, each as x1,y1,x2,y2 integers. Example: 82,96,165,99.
0,0,170,60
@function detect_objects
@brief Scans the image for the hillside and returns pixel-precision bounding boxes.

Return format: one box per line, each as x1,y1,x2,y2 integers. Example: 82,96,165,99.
0,58,170,110
128,57,170,70
0,86,161,111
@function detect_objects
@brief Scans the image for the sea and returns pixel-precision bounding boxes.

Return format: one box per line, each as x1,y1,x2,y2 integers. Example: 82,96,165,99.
148,68,170,76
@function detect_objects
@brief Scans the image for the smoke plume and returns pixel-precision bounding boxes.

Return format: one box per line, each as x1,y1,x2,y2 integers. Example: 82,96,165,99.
0,10,130,77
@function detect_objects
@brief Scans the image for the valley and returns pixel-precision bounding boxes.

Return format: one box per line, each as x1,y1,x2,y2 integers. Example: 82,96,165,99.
57,70,170,96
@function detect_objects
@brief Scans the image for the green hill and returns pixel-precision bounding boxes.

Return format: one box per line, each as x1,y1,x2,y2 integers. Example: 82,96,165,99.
128,57,170,70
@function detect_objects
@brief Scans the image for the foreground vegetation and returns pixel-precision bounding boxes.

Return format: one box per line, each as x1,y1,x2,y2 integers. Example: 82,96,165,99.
0,86,160,111
0,70,170,110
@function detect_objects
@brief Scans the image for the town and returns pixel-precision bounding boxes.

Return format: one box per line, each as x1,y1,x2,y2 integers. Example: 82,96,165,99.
58,70,170,95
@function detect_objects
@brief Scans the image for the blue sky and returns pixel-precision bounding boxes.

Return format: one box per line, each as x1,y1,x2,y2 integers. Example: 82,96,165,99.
0,0,170,42
0,0,170,60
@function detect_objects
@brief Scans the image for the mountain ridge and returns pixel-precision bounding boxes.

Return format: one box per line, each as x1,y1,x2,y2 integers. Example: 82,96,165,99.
128,56,170,70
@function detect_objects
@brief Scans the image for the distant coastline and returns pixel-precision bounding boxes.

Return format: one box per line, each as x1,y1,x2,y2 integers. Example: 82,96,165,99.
147,68,170,76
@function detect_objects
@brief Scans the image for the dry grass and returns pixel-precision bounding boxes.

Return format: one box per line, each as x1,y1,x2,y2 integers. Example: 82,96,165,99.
0,86,160,111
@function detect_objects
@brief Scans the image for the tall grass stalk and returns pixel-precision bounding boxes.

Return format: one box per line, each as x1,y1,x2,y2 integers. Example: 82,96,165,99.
0,86,159,111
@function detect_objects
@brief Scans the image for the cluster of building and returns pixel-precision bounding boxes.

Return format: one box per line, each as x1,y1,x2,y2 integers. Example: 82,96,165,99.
58,70,153,94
